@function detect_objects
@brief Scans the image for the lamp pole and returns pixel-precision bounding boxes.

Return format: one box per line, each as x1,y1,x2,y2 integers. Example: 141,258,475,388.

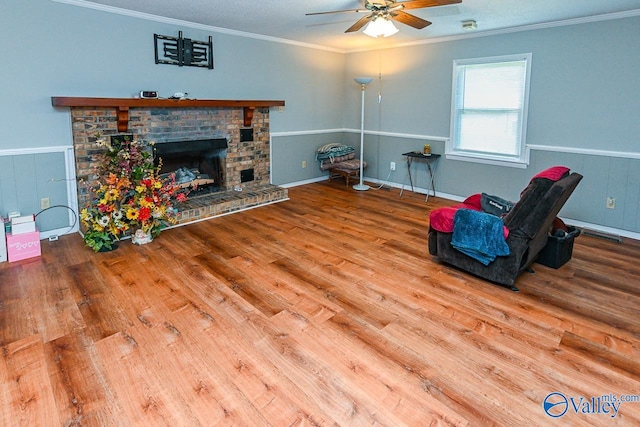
353,77,373,191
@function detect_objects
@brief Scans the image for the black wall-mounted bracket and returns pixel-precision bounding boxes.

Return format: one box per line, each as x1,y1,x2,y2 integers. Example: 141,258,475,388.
154,31,214,70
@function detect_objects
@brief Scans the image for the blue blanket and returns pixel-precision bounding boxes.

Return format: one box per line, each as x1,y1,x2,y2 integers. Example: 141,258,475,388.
451,209,510,265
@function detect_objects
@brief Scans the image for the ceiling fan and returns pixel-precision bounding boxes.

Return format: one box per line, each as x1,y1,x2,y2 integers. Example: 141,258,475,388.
306,0,462,36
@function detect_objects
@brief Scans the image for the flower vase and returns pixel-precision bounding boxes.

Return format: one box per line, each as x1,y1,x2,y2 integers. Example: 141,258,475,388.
98,242,118,252
132,229,153,245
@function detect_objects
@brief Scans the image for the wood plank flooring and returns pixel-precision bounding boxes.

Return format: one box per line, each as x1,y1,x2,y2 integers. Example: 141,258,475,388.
1,181,639,426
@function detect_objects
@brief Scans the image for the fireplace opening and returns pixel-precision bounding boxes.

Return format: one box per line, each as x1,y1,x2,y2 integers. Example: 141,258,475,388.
153,138,228,196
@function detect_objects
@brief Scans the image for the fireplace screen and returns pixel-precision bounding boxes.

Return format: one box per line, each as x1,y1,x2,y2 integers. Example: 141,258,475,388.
154,138,228,194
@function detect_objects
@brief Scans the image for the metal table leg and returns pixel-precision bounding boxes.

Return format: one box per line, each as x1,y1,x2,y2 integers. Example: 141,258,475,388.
400,156,414,197
425,161,437,202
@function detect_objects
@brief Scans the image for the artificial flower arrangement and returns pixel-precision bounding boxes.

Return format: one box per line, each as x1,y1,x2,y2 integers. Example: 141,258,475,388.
80,173,133,252
80,134,187,251
125,167,187,243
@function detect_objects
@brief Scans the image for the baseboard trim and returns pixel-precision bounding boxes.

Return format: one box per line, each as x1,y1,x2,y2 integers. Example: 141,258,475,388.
280,176,328,188
557,218,640,242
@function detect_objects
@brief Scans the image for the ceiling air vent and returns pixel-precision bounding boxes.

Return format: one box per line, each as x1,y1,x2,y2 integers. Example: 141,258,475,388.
462,20,477,31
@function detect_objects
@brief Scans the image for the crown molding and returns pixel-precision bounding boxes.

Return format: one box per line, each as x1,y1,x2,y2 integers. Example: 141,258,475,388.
50,0,347,53
51,1,640,54
347,9,640,52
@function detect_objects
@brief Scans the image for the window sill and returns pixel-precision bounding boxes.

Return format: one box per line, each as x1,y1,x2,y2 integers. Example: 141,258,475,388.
445,153,528,169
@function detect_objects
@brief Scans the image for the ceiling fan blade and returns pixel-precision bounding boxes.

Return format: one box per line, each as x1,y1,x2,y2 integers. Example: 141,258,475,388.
306,8,368,16
392,11,432,29
399,0,462,10
345,14,374,33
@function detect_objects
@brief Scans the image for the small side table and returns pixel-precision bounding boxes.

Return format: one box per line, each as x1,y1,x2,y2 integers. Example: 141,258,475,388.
400,152,441,202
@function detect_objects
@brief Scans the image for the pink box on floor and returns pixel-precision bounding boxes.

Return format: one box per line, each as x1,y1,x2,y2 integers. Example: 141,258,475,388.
7,229,41,262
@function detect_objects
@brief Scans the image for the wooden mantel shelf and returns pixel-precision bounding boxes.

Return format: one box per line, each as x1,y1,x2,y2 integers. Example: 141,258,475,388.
51,97,285,131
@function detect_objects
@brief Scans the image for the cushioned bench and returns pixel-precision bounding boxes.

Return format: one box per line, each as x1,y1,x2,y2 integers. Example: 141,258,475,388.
327,159,363,186
316,144,366,186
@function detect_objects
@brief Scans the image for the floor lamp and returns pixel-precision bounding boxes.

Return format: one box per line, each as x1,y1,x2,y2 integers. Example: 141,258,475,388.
353,77,373,191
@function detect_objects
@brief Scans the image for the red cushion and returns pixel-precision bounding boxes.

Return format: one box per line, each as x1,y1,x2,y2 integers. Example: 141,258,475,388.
552,217,568,232
429,194,483,233
532,166,570,182
462,193,482,210
429,207,460,233
430,201,509,238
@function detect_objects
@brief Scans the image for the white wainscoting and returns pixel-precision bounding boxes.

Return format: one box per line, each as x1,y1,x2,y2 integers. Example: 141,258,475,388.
0,146,79,239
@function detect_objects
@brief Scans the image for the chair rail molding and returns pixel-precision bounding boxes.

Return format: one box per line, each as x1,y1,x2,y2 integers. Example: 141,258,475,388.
527,144,640,160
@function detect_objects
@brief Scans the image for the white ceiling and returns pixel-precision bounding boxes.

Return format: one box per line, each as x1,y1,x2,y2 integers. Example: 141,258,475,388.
69,0,640,51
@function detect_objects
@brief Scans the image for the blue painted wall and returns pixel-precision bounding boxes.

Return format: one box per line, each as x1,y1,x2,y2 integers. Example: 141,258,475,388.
0,0,344,233
343,16,640,236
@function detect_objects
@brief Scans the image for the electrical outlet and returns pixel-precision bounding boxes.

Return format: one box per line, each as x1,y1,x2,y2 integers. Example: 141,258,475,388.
302,160,307,169
278,106,284,113
606,197,616,209
390,161,396,171
40,197,50,210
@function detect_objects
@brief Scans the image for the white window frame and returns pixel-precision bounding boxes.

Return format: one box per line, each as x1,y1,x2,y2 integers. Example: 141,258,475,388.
447,53,532,168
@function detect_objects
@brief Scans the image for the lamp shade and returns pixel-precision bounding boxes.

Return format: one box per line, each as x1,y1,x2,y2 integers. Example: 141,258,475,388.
363,16,399,38
354,77,373,85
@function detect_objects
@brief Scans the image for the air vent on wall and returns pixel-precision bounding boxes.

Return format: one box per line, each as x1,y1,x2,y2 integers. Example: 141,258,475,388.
240,168,254,183
240,128,254,142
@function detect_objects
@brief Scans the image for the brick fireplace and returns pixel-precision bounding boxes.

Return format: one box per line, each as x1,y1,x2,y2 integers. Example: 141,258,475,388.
54,97,288,225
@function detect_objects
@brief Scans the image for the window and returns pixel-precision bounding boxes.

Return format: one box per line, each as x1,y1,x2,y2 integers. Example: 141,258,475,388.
448,53,532,167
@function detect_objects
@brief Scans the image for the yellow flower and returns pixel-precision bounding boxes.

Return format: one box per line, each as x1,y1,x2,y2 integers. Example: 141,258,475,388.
106,188,119,201
136,185,146,193
139,198,154,208
80,208,92,221
126,208,139,220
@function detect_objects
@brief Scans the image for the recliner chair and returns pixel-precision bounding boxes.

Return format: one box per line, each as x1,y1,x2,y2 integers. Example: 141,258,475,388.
428,166,583,291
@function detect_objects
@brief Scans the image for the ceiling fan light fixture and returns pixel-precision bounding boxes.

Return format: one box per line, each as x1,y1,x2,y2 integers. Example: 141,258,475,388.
363,16,399,38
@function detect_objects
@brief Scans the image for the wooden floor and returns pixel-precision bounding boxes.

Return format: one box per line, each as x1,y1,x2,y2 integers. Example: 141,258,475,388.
1,181,639,426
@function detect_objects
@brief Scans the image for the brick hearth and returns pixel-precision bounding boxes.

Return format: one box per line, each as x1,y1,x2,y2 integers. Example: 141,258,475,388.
67,103,288,225
176,185,289,225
